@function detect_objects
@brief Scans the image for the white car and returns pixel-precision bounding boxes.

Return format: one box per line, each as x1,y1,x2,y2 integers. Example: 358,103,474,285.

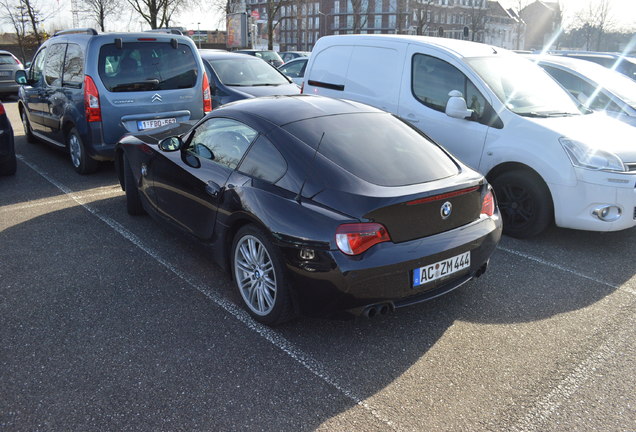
528,54,636,127
303,35,636,237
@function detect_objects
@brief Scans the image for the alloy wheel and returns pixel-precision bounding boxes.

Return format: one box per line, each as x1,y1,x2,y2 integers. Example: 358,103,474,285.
234,235,277,316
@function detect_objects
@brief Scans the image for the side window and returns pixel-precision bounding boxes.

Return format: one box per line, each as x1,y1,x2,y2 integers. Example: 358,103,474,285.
44,44,66,87
280,61,304,78
238,136,287,183
412,54,486,118
543,66,621,112
29,48,47,84
62,43,84,88
187,118,258,170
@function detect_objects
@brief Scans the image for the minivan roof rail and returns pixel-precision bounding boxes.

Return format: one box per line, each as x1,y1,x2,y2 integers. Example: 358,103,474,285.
144,28,184,35
54,28,98,37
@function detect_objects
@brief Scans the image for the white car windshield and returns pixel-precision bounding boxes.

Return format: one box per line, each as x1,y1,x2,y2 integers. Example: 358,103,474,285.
466,55,582,117
564,60,636,109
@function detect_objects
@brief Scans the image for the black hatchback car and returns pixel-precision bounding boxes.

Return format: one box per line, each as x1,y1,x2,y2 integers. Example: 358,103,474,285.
116,95,502,325
0,101,16,176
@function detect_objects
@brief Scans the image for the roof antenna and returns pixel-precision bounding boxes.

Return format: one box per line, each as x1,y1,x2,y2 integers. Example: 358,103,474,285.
295,132,325,204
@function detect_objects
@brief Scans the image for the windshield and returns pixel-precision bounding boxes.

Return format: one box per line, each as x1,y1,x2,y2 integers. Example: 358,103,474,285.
208,57,289,86
466,55,582,117
567,60,636,109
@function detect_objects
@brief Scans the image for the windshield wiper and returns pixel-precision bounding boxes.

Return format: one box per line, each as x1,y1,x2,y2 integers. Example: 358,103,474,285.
251,83,283,87
517,111,549,118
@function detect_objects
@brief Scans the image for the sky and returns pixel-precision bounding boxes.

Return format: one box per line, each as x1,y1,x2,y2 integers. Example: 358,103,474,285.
6,0,636,34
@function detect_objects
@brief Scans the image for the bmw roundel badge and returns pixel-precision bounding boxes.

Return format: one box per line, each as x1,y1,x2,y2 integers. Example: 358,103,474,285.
440,201,452,219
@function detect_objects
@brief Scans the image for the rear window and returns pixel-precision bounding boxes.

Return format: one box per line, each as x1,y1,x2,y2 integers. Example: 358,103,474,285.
98,42,198,92
0,54,16,65
208,57,288,86
283,113,458,187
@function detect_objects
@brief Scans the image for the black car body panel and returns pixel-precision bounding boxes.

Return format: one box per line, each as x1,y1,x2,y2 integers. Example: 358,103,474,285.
116,95,502,318
0,102,15,175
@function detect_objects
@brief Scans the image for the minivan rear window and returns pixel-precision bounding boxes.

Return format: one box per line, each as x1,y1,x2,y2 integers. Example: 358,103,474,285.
98,42,198,92
283,113,458,187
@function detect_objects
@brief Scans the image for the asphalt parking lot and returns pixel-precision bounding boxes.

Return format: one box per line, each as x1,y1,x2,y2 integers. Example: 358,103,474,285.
1,100,635,431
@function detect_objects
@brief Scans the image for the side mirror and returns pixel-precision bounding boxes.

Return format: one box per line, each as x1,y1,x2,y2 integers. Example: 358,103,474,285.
15,70,27,85
158,136,183,152
445,90,473,119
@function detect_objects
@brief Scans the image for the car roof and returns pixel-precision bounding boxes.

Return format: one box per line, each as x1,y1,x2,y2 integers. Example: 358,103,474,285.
215,94,384,126
317,34,503,59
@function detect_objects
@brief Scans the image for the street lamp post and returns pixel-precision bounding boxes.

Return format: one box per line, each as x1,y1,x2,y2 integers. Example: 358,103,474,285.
317,10,330,39
197,22,201,49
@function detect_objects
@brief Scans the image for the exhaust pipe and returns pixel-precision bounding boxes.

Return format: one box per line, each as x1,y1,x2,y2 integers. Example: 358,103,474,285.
362,302,394,318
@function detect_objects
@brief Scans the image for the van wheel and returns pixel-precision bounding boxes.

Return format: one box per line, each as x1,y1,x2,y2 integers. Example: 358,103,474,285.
231,225,295,326
492,170,553,238
67,127,98,174
21,110,36,144
123,152,145,215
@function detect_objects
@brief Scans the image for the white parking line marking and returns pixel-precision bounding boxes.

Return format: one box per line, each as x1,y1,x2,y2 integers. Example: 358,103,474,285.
19,157,399,431
0,188,122,213
498,246,636,295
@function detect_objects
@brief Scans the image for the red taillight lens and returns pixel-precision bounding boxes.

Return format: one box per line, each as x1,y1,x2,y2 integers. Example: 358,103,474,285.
300,81,304,93
481,190,495,216
84,75,101,122
336,223,391,255
202,72,212,113
13,56,21,66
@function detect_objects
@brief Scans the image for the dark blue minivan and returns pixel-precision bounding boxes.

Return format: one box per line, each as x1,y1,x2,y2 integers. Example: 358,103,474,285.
16,28,211,174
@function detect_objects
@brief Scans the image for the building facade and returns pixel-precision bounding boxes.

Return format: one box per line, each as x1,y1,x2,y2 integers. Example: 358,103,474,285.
519,0,561,50
483,1,524,50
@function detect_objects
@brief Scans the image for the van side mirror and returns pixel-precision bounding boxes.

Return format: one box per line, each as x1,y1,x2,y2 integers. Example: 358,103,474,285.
15,70,27,85
445,90,473,119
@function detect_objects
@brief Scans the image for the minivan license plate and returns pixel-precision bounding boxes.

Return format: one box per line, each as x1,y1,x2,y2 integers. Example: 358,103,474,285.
413,251,470,287
137,118,176,131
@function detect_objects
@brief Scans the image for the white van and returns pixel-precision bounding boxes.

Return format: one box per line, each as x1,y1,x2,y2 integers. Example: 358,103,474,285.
303,35,636,238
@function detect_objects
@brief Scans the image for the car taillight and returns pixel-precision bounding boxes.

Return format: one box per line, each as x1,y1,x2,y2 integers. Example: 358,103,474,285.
0,103,5,115
481,190,495,216
84,75,101,122
202,72,212,113
300,81,304,93
13,56,21,66
336,223,391,255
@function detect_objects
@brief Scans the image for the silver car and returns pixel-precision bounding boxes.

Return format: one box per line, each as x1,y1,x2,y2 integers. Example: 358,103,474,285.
0,50,23,99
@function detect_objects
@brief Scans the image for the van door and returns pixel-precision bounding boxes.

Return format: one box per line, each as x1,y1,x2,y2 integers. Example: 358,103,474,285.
398,46,495,170
41,43,67,143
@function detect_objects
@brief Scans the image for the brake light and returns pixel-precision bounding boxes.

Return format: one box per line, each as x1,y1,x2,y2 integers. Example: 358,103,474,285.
407,186,479,206
13,56,21,66
481,190,495,216
84,75,101,122
0,103,5,115
202,72,212,113
336,223,391,255
300,81,304,93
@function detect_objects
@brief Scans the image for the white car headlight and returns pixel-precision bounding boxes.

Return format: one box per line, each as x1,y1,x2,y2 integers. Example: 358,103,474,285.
559,137,626,172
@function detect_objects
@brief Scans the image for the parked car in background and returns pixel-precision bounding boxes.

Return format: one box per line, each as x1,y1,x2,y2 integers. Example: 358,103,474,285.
199,50,299,108
279,51,310,63
235,49,284,67
304,35,636,238
547,51,636,82
15,28,211,174
0,101,16,175
528,54,636,127
0,50,23,99
278,57,308,86
116,95,501,325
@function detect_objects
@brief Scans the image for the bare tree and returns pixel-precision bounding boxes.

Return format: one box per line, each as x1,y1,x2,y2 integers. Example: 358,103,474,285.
83,0,121,31
571,0,614,50
467,0,488,42
127,0,191,29
1,0,29,61
349,0,369,34
0,0,50,55
410,0,434,35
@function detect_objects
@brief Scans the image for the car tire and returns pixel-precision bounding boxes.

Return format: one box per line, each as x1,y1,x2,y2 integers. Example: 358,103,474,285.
0,152,16,176
123,152,146,216
21,109,36,144
492,170,553,238
67,127,98,174
231,225,295,326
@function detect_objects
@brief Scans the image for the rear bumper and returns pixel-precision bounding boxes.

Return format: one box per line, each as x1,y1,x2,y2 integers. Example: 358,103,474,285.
85,121,116,161
283,215,502,317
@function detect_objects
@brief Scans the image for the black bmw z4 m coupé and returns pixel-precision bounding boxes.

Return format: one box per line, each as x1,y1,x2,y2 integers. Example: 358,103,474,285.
115,95,502,325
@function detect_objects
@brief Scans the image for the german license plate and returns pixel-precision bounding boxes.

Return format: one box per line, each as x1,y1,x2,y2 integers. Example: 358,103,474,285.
413,251,470,287
137,117,176,131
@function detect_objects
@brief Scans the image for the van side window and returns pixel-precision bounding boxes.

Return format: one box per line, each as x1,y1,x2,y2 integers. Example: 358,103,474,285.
62,43,84,88
187,118,258,170
412,54,486,118
29,48,47,84
44,44,67,87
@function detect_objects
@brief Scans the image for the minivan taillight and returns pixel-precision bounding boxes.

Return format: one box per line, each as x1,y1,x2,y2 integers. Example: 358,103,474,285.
481,190,495,217
336,223,391,255
0,103,5,115
84,75,101,122
202,72,212,113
